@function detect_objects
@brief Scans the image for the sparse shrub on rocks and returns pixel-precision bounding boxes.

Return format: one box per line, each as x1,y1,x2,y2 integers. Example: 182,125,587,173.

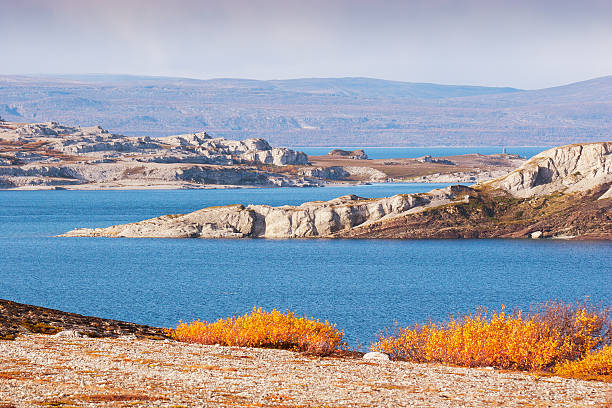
20,321,61,335
371,301,610,374
169,307,345,356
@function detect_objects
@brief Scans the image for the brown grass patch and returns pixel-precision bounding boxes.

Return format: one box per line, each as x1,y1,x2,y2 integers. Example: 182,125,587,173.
20,321,61,335
36,401,80,408
264,393,294,402
0,334,17,341
76,393,167,402
0,371,31,380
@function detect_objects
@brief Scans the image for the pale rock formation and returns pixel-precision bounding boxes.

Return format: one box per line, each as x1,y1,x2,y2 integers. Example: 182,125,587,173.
408,170,512,184
0,121,312,188
598,186,612,200
2,122,308,167
298,166,350,180
416,155,454,165
298,165,387,182
53,330,84,338
162,132,308,166
61,185,472,238
486,142,612,197
241,147,308,166
162,132,212,146
342,166,388,182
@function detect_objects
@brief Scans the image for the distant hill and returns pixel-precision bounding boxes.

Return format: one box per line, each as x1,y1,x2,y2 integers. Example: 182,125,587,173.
0,74,610,146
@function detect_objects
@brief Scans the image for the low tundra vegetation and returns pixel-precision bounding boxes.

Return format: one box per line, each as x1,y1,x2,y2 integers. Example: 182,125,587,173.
554,344,612,378
371,301,611,379
169,302,611,379
168,307,345,356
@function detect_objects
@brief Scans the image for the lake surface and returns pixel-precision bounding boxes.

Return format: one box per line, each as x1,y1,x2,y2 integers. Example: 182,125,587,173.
1,185,610,347
297,146,549,159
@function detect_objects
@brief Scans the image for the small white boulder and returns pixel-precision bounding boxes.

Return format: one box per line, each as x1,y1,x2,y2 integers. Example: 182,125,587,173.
530,231,543,239
363,351,390,361
53,330,83,338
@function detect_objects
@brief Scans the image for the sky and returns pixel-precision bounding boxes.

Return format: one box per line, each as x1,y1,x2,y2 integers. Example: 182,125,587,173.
2,0,612,89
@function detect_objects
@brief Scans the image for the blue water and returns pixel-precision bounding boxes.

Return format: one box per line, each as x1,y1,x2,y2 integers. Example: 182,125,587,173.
298,146,549,159
1,186,611,347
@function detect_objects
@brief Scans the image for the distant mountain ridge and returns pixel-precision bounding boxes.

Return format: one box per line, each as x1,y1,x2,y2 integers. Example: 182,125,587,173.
0,74,610,146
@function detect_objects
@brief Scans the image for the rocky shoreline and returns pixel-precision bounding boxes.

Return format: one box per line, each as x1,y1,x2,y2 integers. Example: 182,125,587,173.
0,299,167,340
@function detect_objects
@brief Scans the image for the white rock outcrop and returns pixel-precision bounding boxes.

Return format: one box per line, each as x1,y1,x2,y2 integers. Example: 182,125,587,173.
297,166,387,182
0,121,313,188
1,122,309,167
485,142,612,197
61,186,473,239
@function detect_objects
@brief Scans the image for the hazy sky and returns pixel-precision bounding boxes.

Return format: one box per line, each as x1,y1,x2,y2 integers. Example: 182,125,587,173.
2,0,612,89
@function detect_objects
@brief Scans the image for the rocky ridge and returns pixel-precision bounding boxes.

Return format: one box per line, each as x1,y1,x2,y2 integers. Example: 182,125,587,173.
298,165,389,182
61,142,612,240
62,185,472,239
0,121,315,189
407,169,512,184
2,122,308,166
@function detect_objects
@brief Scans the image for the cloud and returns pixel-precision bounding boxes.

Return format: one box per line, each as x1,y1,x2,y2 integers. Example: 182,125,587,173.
1,0,611,88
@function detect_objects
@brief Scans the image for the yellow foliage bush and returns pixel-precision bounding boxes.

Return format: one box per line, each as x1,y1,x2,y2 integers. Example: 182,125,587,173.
371,301,610,372
169,307,345,356
554,344,612,377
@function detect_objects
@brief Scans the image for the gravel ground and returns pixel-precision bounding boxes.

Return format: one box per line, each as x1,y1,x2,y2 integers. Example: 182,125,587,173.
0,334,610,407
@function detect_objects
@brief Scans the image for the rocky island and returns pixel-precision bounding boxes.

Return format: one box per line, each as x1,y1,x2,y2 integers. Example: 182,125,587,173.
62,142,612,240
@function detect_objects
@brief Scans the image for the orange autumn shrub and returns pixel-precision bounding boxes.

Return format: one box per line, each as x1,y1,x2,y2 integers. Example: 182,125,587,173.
534,301,610,363
371,301,610,372
169,307,345,356
554,344,612,378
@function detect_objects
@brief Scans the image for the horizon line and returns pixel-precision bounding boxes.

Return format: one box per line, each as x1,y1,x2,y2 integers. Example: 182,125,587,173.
2,72,611,91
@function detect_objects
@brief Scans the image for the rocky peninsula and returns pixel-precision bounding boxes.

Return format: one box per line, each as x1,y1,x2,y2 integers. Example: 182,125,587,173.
62,142,612,240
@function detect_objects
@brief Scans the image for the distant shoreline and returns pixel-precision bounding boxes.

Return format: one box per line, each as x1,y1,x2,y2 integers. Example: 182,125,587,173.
291,145,551,149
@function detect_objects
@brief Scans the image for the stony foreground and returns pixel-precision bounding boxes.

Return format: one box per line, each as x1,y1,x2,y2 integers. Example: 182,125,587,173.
0,335,610,408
